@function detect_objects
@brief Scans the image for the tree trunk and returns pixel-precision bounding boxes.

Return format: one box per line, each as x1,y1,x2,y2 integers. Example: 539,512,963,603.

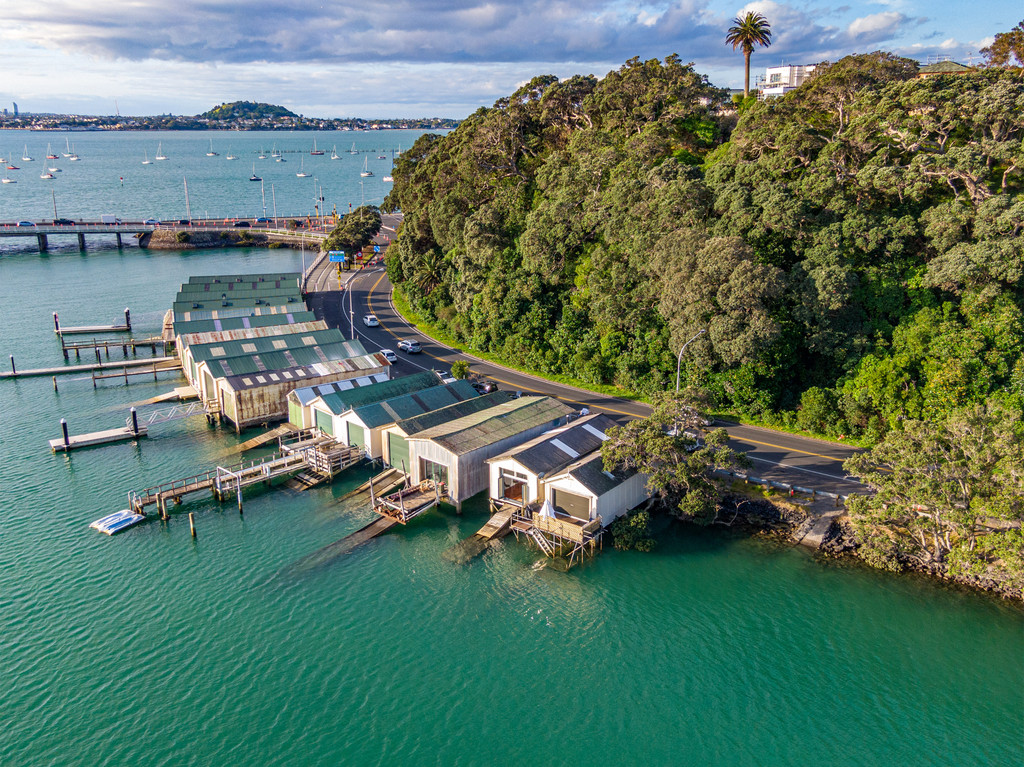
744,50,752,98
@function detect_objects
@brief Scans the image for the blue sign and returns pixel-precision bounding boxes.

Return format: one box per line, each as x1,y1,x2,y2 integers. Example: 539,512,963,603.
373,246,380,253
329,251,346,263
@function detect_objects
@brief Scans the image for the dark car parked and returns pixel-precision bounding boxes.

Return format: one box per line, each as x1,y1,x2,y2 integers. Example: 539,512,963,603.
233,221,251,228
52,218,74,225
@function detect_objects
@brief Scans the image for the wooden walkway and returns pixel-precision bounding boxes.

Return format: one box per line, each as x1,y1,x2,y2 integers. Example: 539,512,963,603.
233,423,296,453
0,356,180,379
371,480,444,524
279,516,400,577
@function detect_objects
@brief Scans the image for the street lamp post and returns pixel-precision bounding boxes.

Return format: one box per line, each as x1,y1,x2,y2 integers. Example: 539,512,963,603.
675,328,707,393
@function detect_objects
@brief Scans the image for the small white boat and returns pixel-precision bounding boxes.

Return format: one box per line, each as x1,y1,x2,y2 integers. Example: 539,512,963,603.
382,175,393,183
271,144,280,158
1,171,14,184
63,137,72,157
349,142,358,155
40,171,55,179
155,142,167,161
142,150,152,165
377,155,386,159
249,162,261,181
22,144,33,161
360,157,373,177
68,147,80,161
258,147,267,159
330,145,340,160
226,148,237,160
46,143,58,160
206,138,219,156
48,165,61,172
296,157,310,177
90,509,145,535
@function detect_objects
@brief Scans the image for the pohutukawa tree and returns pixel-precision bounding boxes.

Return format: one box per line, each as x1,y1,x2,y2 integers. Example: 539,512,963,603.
726,11,773,97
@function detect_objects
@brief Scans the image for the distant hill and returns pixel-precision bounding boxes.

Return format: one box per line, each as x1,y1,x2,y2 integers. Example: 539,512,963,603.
199,101,297,120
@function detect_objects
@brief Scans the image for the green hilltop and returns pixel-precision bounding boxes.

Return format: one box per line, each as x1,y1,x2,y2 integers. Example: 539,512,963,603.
199,101,298,120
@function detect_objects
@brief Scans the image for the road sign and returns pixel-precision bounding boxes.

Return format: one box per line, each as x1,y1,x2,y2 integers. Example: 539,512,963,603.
328,251,346,263
373,245,380,253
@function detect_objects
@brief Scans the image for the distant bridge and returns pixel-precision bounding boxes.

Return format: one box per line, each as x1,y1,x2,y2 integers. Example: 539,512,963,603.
0,218,329,252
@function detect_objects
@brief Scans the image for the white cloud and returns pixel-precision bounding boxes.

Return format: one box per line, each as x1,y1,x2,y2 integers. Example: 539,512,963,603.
848,11,905,39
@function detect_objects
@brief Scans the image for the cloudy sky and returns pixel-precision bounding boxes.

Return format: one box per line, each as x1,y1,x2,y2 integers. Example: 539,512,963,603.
1,1,1017,118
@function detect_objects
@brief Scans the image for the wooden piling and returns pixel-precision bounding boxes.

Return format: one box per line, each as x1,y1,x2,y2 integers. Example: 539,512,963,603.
9,355,15,375
189,512,196,538
237,478,243,515
52,376,58,392
61,418,69,449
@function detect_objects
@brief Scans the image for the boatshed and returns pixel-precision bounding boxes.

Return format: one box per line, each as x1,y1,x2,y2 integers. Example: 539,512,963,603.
485,414,618,511
291,370,446,431
315,379,479,458
542,451,647,526
177,320,327,370
380,391,511,470
214,352,392,431
286,375,392,429
405,396,576,506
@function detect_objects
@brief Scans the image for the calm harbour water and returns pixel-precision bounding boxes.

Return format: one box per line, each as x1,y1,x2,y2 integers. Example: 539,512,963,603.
0,131,1022,766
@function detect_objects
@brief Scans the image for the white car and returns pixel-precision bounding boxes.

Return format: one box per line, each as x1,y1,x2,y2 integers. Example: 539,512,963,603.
379,349,398,363
362,314,379,327
397,339,421,353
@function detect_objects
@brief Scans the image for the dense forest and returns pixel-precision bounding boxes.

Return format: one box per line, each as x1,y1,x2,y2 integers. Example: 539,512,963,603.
383,52,1023,442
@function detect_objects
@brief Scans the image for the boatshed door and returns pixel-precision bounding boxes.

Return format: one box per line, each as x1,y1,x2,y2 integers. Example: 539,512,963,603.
347,422,366,449
314,408,334,436
388,433,409,471
551,488,590,521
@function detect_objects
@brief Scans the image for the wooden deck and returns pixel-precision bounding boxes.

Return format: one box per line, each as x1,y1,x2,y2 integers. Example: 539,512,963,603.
50,425,147,452
371,480,444,524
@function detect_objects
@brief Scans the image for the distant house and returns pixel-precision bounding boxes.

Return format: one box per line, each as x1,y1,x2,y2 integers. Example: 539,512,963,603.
405,396,577,507
916,61,974,78
759,64,819,98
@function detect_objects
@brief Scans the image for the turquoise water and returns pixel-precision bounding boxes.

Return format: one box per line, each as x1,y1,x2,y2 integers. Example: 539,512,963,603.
1,145,1022,765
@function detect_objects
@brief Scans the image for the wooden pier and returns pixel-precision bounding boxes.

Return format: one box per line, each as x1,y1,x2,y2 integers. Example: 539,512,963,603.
50,411,147,452
509,503,603,567
1,355,180,379
53,309,132,335
59,335,166,361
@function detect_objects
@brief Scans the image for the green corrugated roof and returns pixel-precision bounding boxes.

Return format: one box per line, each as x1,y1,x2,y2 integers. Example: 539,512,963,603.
172,305,304,324
173,296,303,314
186,273,300,285
173,311,318,339
410,396,576,455
317,371,442,415
394,391,511,436
190,329,357,364
176,287,301,303
204,341,362,378
352,380,478,429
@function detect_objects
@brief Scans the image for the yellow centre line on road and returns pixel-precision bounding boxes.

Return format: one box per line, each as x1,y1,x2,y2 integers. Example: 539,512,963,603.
365,273,848,461
729,436,849,464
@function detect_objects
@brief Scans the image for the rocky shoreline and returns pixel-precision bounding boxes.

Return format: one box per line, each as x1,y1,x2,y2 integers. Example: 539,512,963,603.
144,229,284,249
724,494,1023,601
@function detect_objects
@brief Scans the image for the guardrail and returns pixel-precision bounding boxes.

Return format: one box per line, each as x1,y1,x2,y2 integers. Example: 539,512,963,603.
713,468,852,504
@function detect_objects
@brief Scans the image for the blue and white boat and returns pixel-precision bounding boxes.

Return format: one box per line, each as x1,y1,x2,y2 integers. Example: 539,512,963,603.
90,509,145,535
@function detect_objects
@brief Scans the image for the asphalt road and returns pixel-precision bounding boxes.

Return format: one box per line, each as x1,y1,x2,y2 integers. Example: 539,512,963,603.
307,233,864,497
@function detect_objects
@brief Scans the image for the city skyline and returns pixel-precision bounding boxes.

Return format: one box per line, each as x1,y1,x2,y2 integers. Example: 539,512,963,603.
2,1,1017,118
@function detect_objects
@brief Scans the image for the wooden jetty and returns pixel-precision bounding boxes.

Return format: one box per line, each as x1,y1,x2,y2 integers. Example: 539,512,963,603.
53,309,132,335
342,467,404,500
50,411,147,452
233,423,297,453
1,355,179,379
509,502,603,567
92,360,183,385
59,335,165,361
371,479,445,524
279,516,400,576
127,433,365,516
50,424,148,452
442,504,515,564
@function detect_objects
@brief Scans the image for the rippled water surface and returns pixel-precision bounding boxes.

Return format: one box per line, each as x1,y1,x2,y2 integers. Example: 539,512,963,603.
1,134,1022,766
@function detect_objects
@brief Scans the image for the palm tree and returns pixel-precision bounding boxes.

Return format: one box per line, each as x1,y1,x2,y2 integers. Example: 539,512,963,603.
726,12,773,98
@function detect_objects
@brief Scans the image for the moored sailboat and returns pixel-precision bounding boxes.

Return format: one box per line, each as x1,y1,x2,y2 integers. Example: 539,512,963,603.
360,157,373,177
